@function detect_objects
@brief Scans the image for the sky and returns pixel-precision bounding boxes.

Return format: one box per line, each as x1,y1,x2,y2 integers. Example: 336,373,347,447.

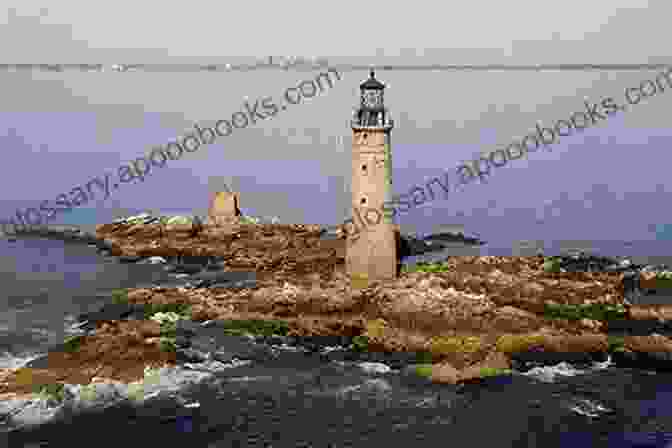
1,0,671,253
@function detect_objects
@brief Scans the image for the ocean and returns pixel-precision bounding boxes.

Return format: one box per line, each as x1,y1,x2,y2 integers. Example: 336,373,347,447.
0,233,172,369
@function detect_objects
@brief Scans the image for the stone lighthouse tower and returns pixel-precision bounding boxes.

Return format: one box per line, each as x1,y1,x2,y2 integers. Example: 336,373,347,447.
347,70,397,287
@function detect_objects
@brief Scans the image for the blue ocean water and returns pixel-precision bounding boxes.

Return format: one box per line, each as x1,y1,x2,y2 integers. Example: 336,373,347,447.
0,235,171,367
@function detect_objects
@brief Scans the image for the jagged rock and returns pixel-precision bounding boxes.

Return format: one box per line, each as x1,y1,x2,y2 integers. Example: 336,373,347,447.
174,336,191,348
211,343,276,364
489,306,543,333
137,320,162,338
422,232,486,246
179,255,212,266
206,279,258,289
165,264,205,275
206,260,228,271
176,348,210,363
190,271,256,288
552,252,637,273
397,234,433,258
174,319,202,337
97,222,344,281
254,335,291,346
621,271,641,303
10,225,102,245
77,231,98,244
76,302,146,331
95,238,117,253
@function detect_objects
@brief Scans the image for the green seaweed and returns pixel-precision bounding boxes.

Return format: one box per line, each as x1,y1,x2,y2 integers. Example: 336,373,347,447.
159,337,177,353
62,335,84,353
219,319,291,337
478,367,513,378
542,257,562,273
543,302,627,322
159,320,178,337
111,289,129,305
35,383,67,403
608,335,626,352
351,335,370,352
402,262,451,274
647,272,672,290
414,364,433,378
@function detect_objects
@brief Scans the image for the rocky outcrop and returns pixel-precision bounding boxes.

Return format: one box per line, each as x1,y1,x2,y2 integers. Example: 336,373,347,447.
14,217,672,406
421,231,486,246
2,224,98,244
95,220,343,284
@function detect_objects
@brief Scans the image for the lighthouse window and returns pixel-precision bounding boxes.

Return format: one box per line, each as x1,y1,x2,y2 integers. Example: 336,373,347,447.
361,164,367,174
360,197,367,205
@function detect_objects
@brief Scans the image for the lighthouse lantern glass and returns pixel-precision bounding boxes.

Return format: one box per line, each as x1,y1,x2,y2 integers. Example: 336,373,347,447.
362,90,382,109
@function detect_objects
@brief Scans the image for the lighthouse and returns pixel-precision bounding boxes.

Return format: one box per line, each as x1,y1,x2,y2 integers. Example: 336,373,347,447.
347,70,397,287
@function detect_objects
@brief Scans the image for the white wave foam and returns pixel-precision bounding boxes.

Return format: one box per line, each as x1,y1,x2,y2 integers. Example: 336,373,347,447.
568,398,613,418
0,351,44,370
0,359,250,432
520,357,613,383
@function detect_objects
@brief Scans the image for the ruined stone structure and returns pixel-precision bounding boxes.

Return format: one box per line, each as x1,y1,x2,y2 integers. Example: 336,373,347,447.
208,191,241,226
347,70,397,286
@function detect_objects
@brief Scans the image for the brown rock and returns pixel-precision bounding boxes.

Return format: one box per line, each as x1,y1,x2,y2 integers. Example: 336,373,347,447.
629,307,663,321
137,320,162,338
579,318,603,332
165,223,193,233
490,306,542,333
624,334,672,353
460,351,511,381
544,334,609,353
191,307,217,321
127,289,154,302
429,362,461,384
656,307,672,321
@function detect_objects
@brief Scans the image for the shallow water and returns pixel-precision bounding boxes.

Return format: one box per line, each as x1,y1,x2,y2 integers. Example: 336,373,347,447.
0,237,172,366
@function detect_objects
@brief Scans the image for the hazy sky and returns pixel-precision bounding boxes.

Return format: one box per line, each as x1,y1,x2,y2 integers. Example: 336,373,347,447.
1,0,671,251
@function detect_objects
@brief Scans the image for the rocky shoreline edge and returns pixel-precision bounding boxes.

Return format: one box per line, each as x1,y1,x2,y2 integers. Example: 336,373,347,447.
4,215,672,432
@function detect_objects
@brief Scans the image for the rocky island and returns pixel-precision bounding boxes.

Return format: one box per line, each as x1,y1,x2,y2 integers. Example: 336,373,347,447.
3,212,672,429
